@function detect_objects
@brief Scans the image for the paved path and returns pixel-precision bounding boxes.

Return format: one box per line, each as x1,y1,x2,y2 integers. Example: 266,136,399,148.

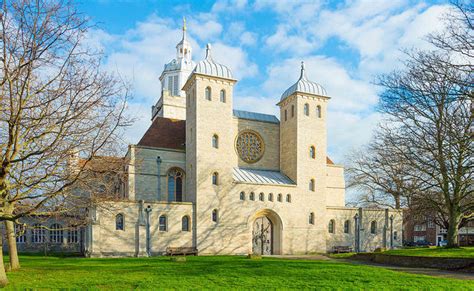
265,255,473,281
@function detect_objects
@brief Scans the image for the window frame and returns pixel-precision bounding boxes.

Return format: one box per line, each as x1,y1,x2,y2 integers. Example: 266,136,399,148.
220,89,226,103
344,220,350,234
182,216,190,232
304,103,309,116
115,214,124,231
240,191,245,200
309,212,315,225
328,219,335,234
159,215,168,232
205,86,212,101
212,209,218,223
370,221,377,234
212,134,219,149
49,223,64,244
212,172,219,185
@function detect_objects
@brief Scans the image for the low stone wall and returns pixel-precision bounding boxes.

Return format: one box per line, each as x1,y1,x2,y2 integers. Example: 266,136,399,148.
351,253,474,271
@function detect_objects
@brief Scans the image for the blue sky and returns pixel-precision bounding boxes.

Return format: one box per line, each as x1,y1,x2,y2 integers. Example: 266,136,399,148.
80,0,450,194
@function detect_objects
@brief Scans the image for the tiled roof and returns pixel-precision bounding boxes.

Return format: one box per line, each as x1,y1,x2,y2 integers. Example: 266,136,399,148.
326,157,334,165
233,110,279,124
137,117,186,150
233,168,295,186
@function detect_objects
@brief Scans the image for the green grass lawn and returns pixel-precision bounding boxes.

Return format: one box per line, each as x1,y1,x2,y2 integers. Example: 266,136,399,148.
3,255,473,289
383,247,474,258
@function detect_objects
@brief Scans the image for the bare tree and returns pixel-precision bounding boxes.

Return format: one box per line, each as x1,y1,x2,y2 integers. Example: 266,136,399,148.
376,49,472,248
346,132,419,209
0,0,131,285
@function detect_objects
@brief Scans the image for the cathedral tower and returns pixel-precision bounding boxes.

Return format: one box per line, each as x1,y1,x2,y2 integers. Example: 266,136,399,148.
151,18,195,121
278,62,330,198
182,44,237,252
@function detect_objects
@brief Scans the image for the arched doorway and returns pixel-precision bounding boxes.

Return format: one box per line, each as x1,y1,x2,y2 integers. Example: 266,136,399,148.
250,209,283,255
253,216,273,255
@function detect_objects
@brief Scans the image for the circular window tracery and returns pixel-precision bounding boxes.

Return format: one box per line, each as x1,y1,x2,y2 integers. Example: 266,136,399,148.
235,130,264,163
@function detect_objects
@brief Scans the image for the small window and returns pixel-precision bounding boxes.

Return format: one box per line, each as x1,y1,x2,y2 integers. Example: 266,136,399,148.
370,221,377,234
116,214,124,231
286,194,291,203
291,105,295,117
240,192,245,200
304,103,309,116
212,134,219,148
284,109,287,121
317,105,322,118
50,224,63,244
212,209,218,223
329,219,335,234
159,215,167,231
309,179,315,191
310,146,315,159
309,212,315,225
268,193,273,201
205,87,212,100
212,172,219,185
394,231,398,240
182,216,190,232
32,224,45,243
68,227,79,243
344,220,350,234
277,193,282,202
250,192,255,201
15,224,26,243
259,192,264,201
220,89,226,103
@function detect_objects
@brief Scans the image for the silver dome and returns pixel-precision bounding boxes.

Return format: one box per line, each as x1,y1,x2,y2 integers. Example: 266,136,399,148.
280,62,327,101
193,44,233,80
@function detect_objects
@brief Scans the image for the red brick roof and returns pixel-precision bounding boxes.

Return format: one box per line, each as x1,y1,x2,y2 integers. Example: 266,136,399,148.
326,156,334,165
137,117,186,150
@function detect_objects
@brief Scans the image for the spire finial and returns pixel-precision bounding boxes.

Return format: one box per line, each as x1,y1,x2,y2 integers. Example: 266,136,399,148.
299,61,307,80
183,16,187,32
205,43,212,59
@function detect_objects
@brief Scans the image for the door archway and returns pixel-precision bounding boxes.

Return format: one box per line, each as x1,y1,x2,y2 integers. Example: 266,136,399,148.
249,209,283,255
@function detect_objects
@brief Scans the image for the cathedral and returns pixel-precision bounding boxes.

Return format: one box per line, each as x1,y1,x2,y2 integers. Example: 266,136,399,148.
82,21,403,256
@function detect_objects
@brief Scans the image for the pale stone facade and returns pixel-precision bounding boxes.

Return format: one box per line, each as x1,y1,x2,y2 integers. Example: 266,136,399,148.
83,25,403,257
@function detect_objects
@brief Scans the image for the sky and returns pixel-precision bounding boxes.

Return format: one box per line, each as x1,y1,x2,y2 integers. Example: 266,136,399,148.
79,0,450,175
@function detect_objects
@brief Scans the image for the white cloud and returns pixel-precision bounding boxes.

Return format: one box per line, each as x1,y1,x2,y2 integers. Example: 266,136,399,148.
211,43,258,79
188,19,223,40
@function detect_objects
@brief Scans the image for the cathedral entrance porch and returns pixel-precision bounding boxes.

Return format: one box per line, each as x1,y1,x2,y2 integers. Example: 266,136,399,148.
250,209,282,255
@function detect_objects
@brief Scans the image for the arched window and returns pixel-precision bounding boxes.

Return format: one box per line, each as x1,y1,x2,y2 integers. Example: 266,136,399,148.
317,105,322,118
240,191,245,200
116,214,124,231
310,146,315,159
50,224,63,244
212,172,219,185
291,105,295,117
15,224,26,243
32,224,45,243
212,209,218,223
159,215,167,231
370,221,377,234
205,87,212,100
220,89,226,103
304,103,309,116
309,212,315,225
168,168,184,202
249,192,255,201
68,227,79,243
284,109,288,121
328,219,335,233
286,194,291,203
277,193,282,202
212,134,219,148
182,216,190,231
344,220,350,234
394,231,398,240
309,179,315,191
259,192,264,201
268,193,273,201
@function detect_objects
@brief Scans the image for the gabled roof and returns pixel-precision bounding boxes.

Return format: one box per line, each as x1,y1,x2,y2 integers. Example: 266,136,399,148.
137,117,186,150
233,110,279,124
233,168,295,186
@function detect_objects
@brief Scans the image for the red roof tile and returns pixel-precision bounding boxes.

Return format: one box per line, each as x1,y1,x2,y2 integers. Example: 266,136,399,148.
137,117,186,150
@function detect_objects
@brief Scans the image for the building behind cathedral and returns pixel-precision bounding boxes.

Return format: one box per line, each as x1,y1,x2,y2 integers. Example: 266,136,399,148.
12,22,403,256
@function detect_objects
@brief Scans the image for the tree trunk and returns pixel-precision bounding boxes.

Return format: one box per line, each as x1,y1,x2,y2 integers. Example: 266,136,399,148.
4,221,20,270
0,233,9,287
446,210,461,248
